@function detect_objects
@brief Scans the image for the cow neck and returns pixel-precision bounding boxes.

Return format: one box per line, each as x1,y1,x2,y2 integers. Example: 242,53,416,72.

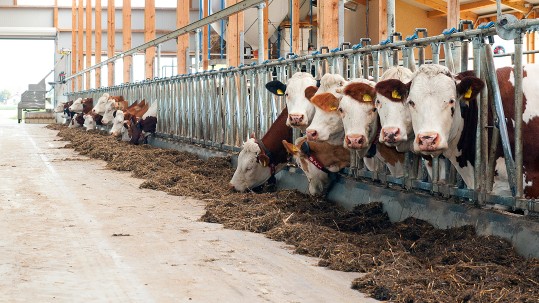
364,117,381,158
259,107,293,166
300,142,332,174
455,94,478,168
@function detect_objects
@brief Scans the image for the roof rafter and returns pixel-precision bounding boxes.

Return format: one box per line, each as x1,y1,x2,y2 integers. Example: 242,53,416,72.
415,0,479,20
427,0,493,18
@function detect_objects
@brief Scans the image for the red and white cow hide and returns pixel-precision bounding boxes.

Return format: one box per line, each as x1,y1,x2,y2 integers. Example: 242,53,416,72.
265,72,318,131
282,137,350,196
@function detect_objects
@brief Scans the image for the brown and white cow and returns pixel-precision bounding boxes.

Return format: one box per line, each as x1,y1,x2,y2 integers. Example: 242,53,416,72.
265,72,318,130
229,108,292,192
282,137,350,196
91,93,110,115
304,73,348,144
375,64,483,189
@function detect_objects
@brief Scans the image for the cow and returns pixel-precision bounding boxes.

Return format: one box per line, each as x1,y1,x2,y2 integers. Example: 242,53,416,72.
91,93,111,115
374,64,484,190
83,113,97,131
68,98,83,112
282,137,350,196
304,73,348,145
265,72,319,131
493,65,539,198
69,113,83,128
229,108,292,192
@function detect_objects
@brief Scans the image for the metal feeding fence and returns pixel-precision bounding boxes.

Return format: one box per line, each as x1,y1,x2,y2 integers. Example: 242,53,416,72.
66,16,539,214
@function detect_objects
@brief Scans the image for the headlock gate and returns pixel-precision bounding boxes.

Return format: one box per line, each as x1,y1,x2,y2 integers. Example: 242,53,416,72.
66,17,539,215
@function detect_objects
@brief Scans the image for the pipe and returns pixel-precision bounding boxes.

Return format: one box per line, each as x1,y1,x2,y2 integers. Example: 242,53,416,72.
258,2,265,64
339,0,344,46
157,44,161,77
220,0,225,59
387,0,395,37
289,0,293,54
208,0,211,62
195,29,201,72
473,37,482,195
514,33,524,198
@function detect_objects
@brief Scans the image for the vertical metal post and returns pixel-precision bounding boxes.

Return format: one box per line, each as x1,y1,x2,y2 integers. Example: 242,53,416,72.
195,29,201,72
258,3,265,64
289,0,293,54
156,44,161,77
387,0,395,36
240,31,245,65
220,0,225,59
473,36,483,198
431,42,440,64
372,51,379,81
338,0,345,46
514,32,524,198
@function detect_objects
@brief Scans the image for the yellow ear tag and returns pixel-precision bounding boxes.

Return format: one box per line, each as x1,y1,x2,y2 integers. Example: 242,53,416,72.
276,89,284,95
291,145,299,153
329,106,338,111
391,90,402,100
362,94,372,102
464,87,473,99
262,160,268,167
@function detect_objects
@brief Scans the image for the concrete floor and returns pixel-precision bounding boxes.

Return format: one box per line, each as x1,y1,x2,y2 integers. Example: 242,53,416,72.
0,123,378,303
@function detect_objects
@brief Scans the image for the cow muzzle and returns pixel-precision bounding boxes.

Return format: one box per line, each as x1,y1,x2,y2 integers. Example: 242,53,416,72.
288,114,305,126
416,132,440,151
345,134,367,149
306,129,318,141
381,127,401,144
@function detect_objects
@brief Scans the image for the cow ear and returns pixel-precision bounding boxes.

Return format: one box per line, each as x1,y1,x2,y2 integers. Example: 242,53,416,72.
456,76,484,102
310,92,340,112
265,80,287,96
304,86,318,101
375,79,410,102
258,154,270,167
343,83,376,103
282,140,299,155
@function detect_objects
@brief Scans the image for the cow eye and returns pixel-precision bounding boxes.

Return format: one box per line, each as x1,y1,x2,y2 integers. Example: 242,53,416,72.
338,107,344,113
372,107,377,113
285,93,289,97
448,99,455,105
408,100,415,107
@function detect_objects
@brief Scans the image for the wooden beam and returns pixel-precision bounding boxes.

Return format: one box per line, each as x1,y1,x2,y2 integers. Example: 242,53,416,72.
95,0,101,87
145,0,156,79
13,0,16,5
123,0,132,83
500,0,530,13
527,32,535,63
263,0,268,60
318,0,339,49
78,0,83,91
107,0,115,86
292,0,300,54
202,0,209,70
86,0,92,89
54,0,58,28
71,0,76,91
378,0,388,42
226,0,240,67
427,0,493,18
414,0,447,13
177,0,189,75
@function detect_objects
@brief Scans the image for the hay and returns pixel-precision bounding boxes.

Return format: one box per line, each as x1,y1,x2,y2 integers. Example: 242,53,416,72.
48,124,539,303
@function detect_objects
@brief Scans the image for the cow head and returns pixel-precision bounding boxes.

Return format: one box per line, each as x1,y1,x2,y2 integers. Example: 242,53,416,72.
68,98,83,112
110,110,125,137
83,113,97,130
282,137,350,196
265,72,317,130
383,64,484,156
374,67,414,151
339,79,378,153
54,102,66,113
68,113,82,128
229,138,272,192
100,98,117,125
92,93,110,115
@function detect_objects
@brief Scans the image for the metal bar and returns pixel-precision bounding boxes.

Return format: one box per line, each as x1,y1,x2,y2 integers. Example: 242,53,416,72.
257,2,265,64
514,33,524,198
473,36,483,200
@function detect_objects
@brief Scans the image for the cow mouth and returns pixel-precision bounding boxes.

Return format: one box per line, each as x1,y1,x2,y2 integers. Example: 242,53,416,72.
287,120,307,126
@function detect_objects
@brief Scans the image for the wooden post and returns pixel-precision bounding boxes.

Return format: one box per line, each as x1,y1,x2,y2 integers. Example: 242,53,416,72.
145,0,156,79
527,32,535,64
86,0,92,89
54,0,58,28
177,0,189,75
447,0,459,29
71,0,77,91
95,0,102,87
317,0,338,49
263,0,269,59
226,0,238,67
107,0,115,86
78,0,83,90
202,0,209,70
292,0,300,54
378,0,388,43
123,0,132,83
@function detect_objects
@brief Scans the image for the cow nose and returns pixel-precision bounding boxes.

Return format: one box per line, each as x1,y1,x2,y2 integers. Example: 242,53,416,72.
345,134,366,149
228,183,236,191
288,114,304,125
306,129,318,141
417,132,439,151
382,127,400,143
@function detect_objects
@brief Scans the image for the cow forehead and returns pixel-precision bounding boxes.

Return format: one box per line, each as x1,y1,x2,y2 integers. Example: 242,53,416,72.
340,95,373,110
409,73,456,102
286,76,316,94
241,138,261,154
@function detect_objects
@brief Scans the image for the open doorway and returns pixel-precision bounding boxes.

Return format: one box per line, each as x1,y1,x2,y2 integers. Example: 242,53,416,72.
0,39,55,124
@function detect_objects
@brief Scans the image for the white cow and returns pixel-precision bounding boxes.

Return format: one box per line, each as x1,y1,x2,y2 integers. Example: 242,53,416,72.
54,102,66,114
265,72,318,131
375,64,483,188
305,73,348,145
68,98,83,113
110,110,125,137
92,93,110,115
229,138,277,192
83,114,97,131
100,98,117,125
68,113,83,128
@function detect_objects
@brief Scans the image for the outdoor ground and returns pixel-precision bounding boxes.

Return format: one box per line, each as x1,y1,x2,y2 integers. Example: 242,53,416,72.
0,123,374,302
